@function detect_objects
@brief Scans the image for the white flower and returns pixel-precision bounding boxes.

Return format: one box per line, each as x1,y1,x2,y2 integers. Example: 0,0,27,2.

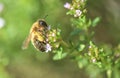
74,10,82,17
0,3,4,13
0,17,5,29
92,58,96,63
45,43,52,52
64,2,71,9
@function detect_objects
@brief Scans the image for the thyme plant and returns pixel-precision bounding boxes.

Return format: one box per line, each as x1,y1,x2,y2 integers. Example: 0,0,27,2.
50,0,120,78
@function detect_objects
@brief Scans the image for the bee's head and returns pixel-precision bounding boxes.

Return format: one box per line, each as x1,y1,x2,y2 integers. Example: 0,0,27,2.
38,20,48,27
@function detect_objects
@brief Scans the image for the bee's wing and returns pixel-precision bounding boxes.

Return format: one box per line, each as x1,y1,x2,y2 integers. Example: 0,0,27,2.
22,33,32,50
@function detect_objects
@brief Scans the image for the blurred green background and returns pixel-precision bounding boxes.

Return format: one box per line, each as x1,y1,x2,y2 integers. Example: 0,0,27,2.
0,0,120,78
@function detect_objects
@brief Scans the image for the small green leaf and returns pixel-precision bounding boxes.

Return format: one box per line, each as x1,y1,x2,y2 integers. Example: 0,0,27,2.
66,10,75,15
94,62,102,68
92,17,100,27
53,52,62,60
78,44,85,52
87,19,92,27
53,47,67,60
53,47,62,60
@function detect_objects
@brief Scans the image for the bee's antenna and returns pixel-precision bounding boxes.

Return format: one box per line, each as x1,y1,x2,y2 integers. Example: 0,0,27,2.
44,15,48,19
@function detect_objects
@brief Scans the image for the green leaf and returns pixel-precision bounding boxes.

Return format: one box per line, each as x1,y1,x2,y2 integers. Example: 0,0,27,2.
66,10,75,15
87,19,92,27
53,47,67,60
92,17,100,27
78,44,85,52
94,62,102,68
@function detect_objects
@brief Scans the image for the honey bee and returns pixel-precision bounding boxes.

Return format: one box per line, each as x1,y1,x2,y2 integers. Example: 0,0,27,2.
22,19,51,52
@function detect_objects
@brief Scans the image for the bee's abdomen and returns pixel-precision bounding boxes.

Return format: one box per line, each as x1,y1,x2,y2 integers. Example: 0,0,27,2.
32,38,46,52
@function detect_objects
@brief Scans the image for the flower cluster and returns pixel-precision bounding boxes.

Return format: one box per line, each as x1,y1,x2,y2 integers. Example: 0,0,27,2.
64,0,86,17
88,41,99,63
45,28,61,52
